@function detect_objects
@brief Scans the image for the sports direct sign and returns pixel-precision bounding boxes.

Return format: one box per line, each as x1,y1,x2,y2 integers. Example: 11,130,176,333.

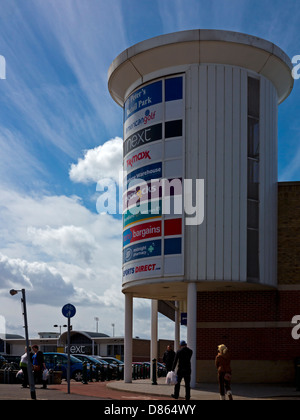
122,76,185,285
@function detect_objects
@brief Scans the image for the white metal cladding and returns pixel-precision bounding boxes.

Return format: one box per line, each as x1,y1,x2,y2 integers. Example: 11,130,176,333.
108,30,292,296
185,64,278,287
259,77,278,288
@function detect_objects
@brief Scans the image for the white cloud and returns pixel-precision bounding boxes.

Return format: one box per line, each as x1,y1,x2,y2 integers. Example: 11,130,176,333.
28,225,98,265
69,137,123,184
0,185,126,336
0,253,75,306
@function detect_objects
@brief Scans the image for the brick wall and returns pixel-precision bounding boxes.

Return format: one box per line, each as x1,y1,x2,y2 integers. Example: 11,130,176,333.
278,182,300,285
197,290,300,323
195,182,300,382
197,290,300,361
197,325,299,360
132,339,174,362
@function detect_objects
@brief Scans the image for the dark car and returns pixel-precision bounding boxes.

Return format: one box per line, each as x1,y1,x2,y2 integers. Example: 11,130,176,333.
73,354,106,369
43,352,84,382
74,354,116,380
99,357,124,378
132,362,151,378
92,356,119,378
0,355,7,368
99,356,124,367
144,361,167,377
1,355,20,369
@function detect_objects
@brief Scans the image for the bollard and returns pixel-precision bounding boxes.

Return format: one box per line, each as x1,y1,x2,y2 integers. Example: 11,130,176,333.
8,366,14,384
82,361,88,385
137,364,141,379
95,365,99,382
4,368,8,384
89,364,93,382
119,365,124,381
132,364,136,380
152,359,157,385
100,365,105,382
48,369,54,385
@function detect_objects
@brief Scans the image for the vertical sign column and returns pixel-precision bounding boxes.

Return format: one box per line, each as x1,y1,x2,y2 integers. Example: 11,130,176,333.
122,76,185,286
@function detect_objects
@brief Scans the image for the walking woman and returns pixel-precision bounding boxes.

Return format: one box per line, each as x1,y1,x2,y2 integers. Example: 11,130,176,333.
19,346,32,388
215,344,233,400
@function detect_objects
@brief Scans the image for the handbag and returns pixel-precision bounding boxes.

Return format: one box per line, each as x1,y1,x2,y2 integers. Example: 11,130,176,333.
224,373,232,382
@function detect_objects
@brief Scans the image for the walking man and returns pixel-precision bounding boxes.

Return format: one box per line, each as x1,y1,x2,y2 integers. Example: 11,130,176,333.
163,344,176,373
171,340,193,400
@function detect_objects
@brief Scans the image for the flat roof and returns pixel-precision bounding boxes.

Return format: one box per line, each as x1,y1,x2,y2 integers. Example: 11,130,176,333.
108,29,294,106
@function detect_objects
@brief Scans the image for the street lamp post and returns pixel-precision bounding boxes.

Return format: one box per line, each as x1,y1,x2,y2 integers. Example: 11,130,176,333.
10,288,36,400
53,324,67,346
94,317,99,333
112,323,115,337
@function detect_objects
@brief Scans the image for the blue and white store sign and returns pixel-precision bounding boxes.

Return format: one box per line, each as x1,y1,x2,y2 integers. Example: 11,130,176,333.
124,80,163,122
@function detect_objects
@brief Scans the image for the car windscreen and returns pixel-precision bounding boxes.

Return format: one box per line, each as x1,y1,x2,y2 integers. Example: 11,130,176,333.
70,355,82,363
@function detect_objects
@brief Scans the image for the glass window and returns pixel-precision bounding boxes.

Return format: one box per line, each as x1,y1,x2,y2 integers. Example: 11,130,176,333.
247,200,259,230
248,159,259,200
248,118,259,159
247,229,259,279
248,77,260,118
247,77,260,281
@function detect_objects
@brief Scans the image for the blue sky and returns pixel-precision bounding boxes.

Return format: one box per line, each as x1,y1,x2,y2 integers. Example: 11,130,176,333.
0,0,299,340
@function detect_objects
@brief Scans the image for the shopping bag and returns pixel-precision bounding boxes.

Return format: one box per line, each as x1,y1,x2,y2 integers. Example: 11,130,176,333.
43,369,49,381
16,369,24,380
165,371,177,385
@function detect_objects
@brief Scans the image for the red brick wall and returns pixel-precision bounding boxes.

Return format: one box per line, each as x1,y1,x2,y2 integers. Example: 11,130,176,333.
197,291,300,361
278,182,300,285
197,291,300,323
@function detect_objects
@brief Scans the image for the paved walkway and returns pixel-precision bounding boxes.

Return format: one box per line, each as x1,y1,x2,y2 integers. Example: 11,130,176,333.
107,378,300,400
0,379,299,400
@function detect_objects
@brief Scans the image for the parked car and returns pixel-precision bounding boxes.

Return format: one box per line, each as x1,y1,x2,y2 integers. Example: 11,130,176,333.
1,355,20,369
156,362,167,377
92,355,119,378
73,354,106,369
0,355,7,368
98,356,124,367
142,361,167,377
132,362,151,377
97,356,124,375
43,353,83,382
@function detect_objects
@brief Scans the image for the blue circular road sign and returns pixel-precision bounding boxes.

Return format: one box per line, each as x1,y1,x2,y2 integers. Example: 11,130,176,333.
62,303,76,319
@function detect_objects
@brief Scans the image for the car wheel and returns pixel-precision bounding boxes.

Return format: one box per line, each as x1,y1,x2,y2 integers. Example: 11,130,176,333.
73,370,83,382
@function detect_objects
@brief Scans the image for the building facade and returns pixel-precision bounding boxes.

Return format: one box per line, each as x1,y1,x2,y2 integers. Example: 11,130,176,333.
1,331,173,365
108,30,298,384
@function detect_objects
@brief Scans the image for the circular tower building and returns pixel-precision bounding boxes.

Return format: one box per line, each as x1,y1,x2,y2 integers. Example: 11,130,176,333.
108,30,294,385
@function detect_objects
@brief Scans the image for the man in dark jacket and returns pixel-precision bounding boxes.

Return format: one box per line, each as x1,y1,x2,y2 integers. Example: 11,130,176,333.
162,345,176,373
171,340,193,400
32,345,47,389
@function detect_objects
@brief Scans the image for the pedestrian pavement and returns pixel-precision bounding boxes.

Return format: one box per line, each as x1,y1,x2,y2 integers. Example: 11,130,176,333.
0,379,299,400
107,378,300,400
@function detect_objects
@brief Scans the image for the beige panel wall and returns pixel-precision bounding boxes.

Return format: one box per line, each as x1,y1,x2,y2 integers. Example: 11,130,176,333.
197,360,295,384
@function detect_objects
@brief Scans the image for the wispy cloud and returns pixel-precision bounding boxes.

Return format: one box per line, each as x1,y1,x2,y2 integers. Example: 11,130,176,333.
0,0,127,191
